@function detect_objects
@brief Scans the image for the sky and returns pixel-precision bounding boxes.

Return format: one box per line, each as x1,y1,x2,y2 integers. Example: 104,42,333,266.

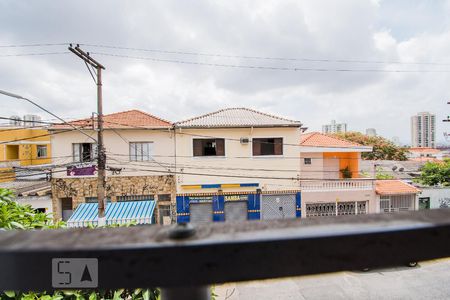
0,0,449,145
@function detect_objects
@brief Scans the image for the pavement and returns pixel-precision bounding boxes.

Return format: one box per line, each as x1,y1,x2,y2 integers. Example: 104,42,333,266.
215,258,450,300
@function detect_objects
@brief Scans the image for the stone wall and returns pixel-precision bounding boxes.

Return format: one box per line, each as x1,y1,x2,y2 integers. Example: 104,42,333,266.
51,175,176,223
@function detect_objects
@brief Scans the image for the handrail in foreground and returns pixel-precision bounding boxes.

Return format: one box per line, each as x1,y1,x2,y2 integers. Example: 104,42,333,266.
1,209,450,294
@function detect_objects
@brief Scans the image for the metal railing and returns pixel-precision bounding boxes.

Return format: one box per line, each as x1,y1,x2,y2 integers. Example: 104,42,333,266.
1,209,450,299
299,179,374,191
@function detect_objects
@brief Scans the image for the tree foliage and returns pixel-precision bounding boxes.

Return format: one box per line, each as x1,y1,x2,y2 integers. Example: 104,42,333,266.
332,132,408,161
418,159,450,186
0,188,160,300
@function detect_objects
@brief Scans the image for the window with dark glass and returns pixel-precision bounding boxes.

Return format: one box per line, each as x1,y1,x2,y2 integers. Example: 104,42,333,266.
36,145,47,158
252,138,283,156
73,143,97,163
193,139,225,156
304,158,312,165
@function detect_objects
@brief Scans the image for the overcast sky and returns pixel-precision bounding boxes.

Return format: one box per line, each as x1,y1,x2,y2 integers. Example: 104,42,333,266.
1,0,449,145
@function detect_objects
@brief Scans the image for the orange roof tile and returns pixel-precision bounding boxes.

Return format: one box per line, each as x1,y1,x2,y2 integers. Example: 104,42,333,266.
300,132,364,148
50,110,171,130
375,180,420,195
408,147,441,154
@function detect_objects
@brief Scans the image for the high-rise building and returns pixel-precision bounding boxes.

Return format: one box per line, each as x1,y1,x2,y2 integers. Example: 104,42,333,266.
23,114,42,128
322,120,347,134
366,128,377,137
411,112,436,148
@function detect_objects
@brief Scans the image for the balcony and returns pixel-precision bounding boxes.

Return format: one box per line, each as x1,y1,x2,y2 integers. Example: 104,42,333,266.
299,179,375,192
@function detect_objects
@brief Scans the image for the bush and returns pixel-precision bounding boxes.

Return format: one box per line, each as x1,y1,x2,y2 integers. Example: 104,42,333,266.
0,188,160,300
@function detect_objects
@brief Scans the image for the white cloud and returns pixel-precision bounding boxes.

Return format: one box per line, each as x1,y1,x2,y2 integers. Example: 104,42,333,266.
0,0,449,145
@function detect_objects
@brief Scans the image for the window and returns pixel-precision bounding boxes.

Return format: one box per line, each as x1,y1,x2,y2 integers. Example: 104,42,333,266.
193,139,225,156
85,197,111,203
37,145,47,158
252,138,283,156
73,143,97,163
60,197,73,221
130,142,153,161
158,194,171,202
117,195,155,202
158,205,172,225
304,158,312,165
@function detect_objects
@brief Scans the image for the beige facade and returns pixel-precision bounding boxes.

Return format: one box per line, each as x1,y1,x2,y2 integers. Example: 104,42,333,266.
50,125,176,223
174,127,301,194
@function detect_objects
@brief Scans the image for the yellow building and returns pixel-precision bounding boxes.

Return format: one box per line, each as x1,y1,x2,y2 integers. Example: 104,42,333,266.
0,128,52,182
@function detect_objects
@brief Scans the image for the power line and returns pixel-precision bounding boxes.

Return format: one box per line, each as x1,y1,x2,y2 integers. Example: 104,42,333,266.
0,52,69,57
0,128,81,145
100,119,370,150
79,43,450,66
0,43,68,48
91,52,450,73
0,90,97,143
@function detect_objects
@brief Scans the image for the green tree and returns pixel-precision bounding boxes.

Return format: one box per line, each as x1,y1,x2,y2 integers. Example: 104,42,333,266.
0,188,160,300
332,132,408,161
418,159,450,186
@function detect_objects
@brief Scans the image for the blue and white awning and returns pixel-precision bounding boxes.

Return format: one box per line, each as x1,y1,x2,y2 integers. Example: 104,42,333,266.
67,200,156,228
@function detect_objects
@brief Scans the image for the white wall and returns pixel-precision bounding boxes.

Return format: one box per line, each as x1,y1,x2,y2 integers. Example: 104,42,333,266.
15,195,52,213
175,127,301,193
419,187,450,208
51,129,175,178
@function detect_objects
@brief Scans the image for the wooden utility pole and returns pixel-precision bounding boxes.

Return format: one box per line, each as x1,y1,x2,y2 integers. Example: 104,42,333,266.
68,44,107,223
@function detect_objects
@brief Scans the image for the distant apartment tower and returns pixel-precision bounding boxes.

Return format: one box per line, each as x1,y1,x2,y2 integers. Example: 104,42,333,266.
322,120,347,134
366,128,377,137
23,114,42,128
411,112,436,148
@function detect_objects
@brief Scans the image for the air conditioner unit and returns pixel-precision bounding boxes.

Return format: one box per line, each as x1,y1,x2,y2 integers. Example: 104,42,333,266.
240,137,250,144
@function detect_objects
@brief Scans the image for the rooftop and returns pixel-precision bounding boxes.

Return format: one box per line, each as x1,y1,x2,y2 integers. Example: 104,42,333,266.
375,180,421,195
408,147,441,154
175,107,302,128
300,132,371,150
50,110,172,130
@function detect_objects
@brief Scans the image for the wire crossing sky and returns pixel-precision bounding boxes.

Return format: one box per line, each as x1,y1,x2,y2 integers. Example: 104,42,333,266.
0,0,449,145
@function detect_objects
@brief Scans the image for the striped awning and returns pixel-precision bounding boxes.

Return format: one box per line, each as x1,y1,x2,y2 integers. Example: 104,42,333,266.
67,200,156,228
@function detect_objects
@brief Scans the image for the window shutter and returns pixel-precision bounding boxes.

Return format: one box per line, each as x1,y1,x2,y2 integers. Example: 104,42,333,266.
274,138,283,155
215,139,225,156
73,144,80,162
193,139,203,156
252,139,261,156
92,143,98,160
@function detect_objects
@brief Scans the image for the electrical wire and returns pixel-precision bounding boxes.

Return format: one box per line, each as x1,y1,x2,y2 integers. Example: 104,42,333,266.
0,52,69,57
79,43,450,66
91,52,450,73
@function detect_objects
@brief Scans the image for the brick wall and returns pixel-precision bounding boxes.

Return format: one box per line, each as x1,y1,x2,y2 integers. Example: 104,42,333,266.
51,175,176,223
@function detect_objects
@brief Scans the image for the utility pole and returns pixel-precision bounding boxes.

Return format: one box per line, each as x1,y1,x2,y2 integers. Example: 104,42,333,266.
68,44,107,224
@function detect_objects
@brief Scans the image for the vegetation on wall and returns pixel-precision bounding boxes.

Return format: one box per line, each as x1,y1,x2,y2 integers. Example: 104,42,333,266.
418,159,450,186
332,132,408,161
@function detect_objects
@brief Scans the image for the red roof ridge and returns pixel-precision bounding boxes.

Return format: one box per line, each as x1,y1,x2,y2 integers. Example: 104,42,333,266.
300,132,364,147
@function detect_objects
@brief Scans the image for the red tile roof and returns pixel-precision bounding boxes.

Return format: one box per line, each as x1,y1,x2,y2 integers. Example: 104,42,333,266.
300,132,364,148
408,147,441,154
50,110,172,129
375,180,420,195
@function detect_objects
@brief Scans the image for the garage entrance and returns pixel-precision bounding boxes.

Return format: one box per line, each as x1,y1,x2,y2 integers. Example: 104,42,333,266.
225,201,247,222
189,203,213,224
261,194,296,220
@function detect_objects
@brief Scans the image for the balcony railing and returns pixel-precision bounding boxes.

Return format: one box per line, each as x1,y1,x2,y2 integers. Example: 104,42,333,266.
1,209,450,300
299,179,374,191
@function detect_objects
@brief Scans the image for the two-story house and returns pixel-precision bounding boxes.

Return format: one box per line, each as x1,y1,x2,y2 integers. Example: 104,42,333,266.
299,132,377,216
174,108,303,224
49,110,176,225
0,127,51,182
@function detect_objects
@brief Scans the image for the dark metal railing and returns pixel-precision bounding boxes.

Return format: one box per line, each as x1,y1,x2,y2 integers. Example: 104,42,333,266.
1,209,450,299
